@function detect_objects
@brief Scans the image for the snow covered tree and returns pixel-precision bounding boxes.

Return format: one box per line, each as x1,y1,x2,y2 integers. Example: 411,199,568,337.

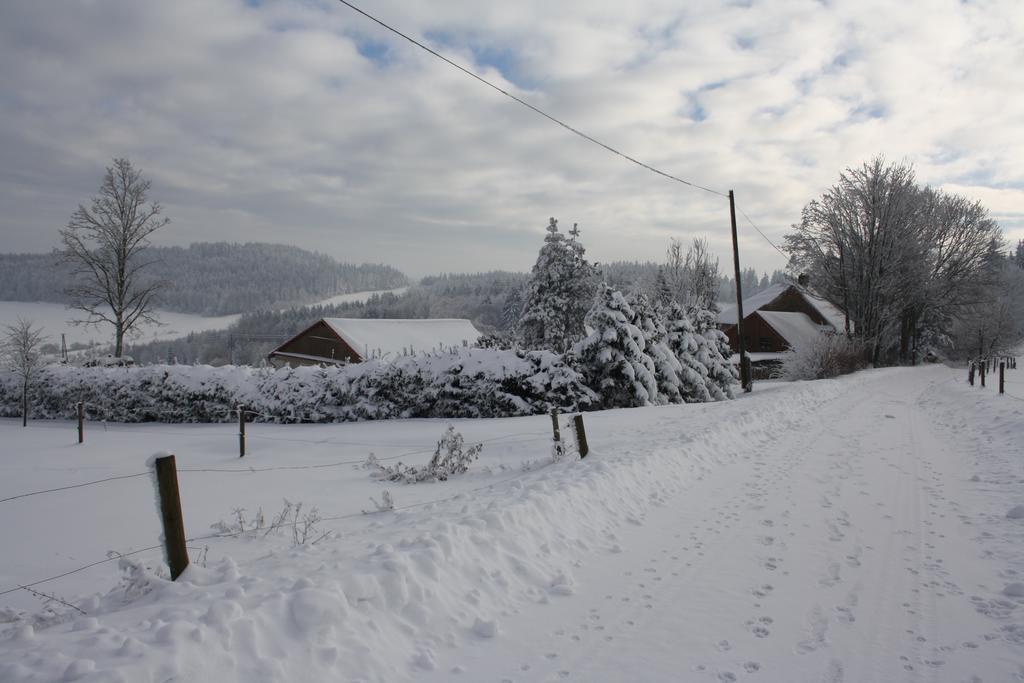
1,318,47,427
691,303,737,400
664,302,713,403
517,218,598,353
627,292,678,404
574,284,658,408
60,159,169,357
785,157,1004,365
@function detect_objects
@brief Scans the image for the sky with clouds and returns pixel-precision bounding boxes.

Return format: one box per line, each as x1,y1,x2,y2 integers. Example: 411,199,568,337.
1,0,1021,279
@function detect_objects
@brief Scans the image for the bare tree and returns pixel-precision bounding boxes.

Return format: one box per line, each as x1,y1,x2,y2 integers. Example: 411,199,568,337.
663,237,721,313
785,156,1004,365
60,159,168,357
1,319,47,427
683,237,722,313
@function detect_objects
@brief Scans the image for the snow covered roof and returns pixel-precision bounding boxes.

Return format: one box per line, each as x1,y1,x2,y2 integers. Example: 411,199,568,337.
729,352,786,363
757,311,830,350
321,318,482,361
718,283,846,332
801,291,847,332
718,283,790,325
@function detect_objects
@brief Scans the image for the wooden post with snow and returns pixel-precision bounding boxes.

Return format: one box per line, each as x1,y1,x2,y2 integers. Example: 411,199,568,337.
550,407,561,443
981,361,986,388
573,414,589,458
76,402,84,444
1000,362,1005,394
968,363,975,386
550,407,563,458
153,454,189,581
238,405,246,458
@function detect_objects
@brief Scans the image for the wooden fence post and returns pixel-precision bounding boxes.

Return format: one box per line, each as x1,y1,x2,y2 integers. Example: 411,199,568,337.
238,405,246,458
153,454,189,580
549,407,563,459
968,363,974,386
573,414,589,459
981,362,986,388
76,402,84,444
1000,362,1005,394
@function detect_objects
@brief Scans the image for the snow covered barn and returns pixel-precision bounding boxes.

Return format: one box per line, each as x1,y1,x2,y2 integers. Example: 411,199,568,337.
718,284,846,374
267,318,482,368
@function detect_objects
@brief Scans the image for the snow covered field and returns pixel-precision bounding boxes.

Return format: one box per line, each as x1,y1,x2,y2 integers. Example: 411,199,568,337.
1,364,1023,681
0,288,408,349
0,300,242,348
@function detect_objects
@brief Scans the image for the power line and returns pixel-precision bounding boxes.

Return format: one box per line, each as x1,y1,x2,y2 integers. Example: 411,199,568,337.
741,205,786,262
332,0,797,263
333,0,727,199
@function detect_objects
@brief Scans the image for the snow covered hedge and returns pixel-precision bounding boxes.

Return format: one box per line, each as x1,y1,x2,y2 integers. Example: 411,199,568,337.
0,348,596,423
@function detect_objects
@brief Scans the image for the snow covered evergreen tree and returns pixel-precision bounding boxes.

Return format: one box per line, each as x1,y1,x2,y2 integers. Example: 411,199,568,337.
517,218,598,353
664,302,713,403
627,292,679,404
691,303,737,400
574,284,658,408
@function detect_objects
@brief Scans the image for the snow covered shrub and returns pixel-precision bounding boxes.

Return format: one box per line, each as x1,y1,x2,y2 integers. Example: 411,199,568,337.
365,490,395,512
212,500,330,544
574,284,659,408
373,425,482,483
774,333,867,380
210,507,266,538
0,348,595,423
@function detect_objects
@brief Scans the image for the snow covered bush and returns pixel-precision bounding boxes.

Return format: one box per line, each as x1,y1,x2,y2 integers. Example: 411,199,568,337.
0,347,595,423
373,425,482,483
774,332,867,380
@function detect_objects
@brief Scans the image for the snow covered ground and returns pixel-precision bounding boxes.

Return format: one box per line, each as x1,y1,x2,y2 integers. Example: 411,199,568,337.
0,288,408,349
1,363,1023,681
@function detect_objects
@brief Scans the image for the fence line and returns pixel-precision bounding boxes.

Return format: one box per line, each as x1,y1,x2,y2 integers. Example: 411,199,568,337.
0,433,552,504
0,459,555,599
0,472,151,505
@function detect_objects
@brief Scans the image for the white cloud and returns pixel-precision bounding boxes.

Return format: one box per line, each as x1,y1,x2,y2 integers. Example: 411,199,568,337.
0,0,1021,277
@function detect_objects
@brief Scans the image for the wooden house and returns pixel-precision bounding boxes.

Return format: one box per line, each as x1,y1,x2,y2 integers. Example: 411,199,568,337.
268,318,482,368
718,283,847,374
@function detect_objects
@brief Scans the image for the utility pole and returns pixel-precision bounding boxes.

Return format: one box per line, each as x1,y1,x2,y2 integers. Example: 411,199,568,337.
729,190,752,392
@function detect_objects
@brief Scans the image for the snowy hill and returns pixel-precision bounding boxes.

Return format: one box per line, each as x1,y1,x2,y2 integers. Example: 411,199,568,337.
1,365,1022,681
0,244,408,316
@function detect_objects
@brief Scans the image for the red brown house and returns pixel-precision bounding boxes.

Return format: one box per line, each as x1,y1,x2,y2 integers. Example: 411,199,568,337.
718,283,847,362
268,318,482,368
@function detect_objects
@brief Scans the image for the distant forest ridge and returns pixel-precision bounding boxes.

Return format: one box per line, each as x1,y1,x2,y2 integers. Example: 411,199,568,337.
0,242,408,315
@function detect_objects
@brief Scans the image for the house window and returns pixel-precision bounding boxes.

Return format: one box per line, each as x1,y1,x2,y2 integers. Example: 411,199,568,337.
759,337,773,351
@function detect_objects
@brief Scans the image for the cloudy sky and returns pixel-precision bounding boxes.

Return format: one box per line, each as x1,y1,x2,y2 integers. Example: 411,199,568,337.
1,0,1022,279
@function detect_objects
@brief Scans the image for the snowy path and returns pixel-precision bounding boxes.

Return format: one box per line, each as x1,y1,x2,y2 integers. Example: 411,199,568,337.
419,367,1023,682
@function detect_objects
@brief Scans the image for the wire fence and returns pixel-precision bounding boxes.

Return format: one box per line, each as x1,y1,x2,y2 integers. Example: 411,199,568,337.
0,412,575,604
